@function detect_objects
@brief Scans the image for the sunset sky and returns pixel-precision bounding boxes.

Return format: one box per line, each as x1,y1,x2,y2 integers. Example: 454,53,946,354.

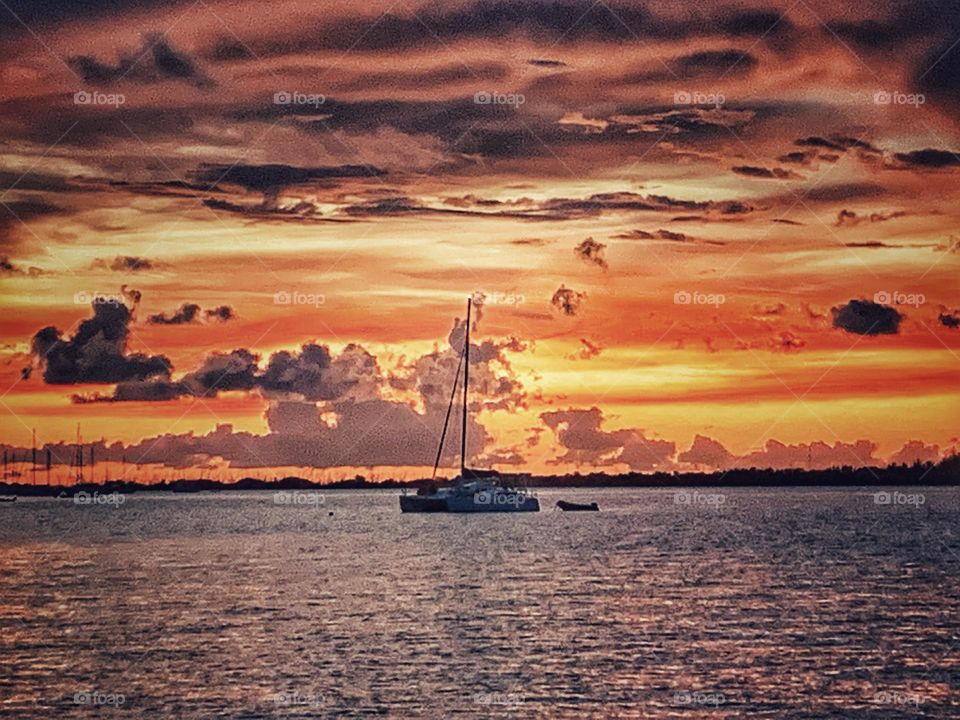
1,0,958,481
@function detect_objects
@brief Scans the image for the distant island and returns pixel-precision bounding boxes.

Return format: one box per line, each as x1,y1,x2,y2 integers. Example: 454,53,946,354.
2,456,957,496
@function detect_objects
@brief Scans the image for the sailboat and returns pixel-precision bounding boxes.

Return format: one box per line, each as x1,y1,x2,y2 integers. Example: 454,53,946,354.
399,298,539,513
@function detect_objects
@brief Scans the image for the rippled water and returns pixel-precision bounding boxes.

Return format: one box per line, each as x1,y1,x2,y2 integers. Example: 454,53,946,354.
1,487,957,718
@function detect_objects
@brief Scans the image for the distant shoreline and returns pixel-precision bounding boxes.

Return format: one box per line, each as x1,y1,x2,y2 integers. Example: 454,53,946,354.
2,457,957,496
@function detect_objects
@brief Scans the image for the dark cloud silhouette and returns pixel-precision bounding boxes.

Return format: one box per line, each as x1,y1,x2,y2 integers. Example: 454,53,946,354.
574,237,608,269
939,311,960,329
93,255,156,272
30,300,172,384
147,301,235,326
207,2,796,59
551,286,586,316
893,149,960,169
194,163,385,192
732,165,799,180
69,33,214,87
831,299,903,335
834,209,906,227
147,303,201,325
528,58,567,67
917,37,960,115
205,305,235,322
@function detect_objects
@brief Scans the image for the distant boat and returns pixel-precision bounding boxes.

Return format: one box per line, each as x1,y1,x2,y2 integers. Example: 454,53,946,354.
556,500,599,512
400,298,539,514
0,496,16,503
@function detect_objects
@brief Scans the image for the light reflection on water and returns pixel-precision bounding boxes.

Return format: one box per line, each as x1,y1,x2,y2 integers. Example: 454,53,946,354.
0,487,957,718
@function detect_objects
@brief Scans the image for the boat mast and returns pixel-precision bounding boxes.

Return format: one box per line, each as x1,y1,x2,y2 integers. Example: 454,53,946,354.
460,297,471,477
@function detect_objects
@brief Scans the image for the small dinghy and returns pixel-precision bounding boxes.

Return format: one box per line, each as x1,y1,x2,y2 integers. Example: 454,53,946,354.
556,500,599,512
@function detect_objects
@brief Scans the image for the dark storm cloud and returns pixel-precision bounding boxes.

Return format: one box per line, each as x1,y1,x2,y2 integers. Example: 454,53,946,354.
892,149,960,169
206,305,235,322
732,165,798,180
0,0,184,33
69,33,214,87
0,170,89,194
147,302,236,325
30,300,172,384
541,191,755,218
824,2,960,51
193,163,386,192
777,151,813,164
916,38,960,115
939,310,960,329
0,197,66,228
147,303,201,325
206,2,795,60
0,96,199,148
831,299,903,336
795,136,846,152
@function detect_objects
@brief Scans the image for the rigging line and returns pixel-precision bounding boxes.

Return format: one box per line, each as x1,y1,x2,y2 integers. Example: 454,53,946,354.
432,344,465,481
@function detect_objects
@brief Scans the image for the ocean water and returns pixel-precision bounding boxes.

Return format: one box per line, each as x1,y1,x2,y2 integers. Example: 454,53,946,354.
0,487,957,719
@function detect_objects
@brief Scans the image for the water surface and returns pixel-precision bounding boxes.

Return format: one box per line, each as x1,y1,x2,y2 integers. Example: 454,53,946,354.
1,487,957,718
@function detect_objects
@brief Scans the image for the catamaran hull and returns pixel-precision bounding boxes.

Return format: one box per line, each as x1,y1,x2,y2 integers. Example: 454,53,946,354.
399,495,539,513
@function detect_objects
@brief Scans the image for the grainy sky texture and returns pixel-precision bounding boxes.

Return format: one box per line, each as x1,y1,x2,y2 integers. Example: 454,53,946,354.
1,0,958,480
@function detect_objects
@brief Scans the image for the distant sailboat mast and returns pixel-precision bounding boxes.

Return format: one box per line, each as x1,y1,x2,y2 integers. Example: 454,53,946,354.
460,297,471,478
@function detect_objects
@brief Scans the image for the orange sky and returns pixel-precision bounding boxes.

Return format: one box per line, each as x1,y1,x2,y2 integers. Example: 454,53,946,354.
1,0,958,480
